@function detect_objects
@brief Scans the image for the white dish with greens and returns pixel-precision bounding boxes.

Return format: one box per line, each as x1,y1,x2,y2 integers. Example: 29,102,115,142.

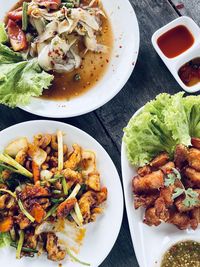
0,0,139,118
0,120,123,267
121,93,200,267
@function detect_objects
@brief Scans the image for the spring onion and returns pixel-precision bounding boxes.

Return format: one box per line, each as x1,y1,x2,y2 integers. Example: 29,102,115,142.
22,2,28,31
62,176,68,195
18,199,35,223
0,154,33,178
51,198,64,204
74,202,83,225
0,189,16,198
67,184,81,199
16,230,24,259
44,204,59,220
11,242,38,253
57,131,64,171
66,247,90,266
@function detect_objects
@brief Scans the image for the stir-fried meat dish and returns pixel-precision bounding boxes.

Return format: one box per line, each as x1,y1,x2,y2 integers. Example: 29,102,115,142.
132,137,200,230
0,131,107,261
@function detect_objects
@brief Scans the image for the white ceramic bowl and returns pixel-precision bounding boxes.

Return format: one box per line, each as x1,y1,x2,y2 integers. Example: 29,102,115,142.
121,108,200,267
152,16,200,94
0,0,139,118
0,120,124,267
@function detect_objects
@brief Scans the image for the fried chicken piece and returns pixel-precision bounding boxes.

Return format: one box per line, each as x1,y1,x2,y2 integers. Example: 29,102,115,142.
191,137,200,149
150,153,169,168
160,162,175,174
61,168,82,189
25,231,38,249
134,192,159,209
185,167,200,187
57,198,77,218
46,233,66,261
18,185,50,201
96,187,107,205
0,194,9,210
87,171,101,191
174,144,188,169
132,170,164,193
64,144,82,170
143,207,161,226
168,211,191,230
154,197,170,221
159,186,174,207
0,216,13,233
191,208,200,230
15,213,31,230
175,189,200,212
188,148,200,171
137,165,151,177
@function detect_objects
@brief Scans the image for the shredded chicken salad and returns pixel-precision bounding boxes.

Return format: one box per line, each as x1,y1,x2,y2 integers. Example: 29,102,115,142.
0,131,107,263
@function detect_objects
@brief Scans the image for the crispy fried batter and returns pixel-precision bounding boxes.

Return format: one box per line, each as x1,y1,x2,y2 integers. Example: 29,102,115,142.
168,211,191,230
191,208,200,230
14,213,31,230
188,148,200,171
0,216,13,233
154,197,170,221
160,162,175,174
174,144,188,169
143,207,161,226
30,203,46,223
185,167,200,187
46,233,66,261
191,137,200,149
150,153,169,168
87,171,101,191
137,165,151,177
78,191,97,223
64,144,82,170
132,170,164,193
18,185,50,201
57,198,77,218
134,192,159,209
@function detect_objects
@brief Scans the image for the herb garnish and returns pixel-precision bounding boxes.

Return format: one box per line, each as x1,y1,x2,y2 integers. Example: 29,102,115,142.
164,168,199,208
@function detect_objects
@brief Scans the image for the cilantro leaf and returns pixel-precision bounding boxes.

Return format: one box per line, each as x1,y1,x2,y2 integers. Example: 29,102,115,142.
183,189,199,208
172,188,184,200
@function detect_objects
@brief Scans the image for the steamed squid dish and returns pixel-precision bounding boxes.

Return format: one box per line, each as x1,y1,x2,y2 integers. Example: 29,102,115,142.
0,131,107,262
0,0,111,107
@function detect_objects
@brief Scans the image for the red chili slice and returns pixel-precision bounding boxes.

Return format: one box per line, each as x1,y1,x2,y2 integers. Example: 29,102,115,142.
7,7,23,21
7,19,27,51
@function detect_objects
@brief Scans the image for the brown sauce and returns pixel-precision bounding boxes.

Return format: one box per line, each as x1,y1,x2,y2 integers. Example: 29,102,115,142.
157,25,194,58
6,0,113,101
178,57,200,87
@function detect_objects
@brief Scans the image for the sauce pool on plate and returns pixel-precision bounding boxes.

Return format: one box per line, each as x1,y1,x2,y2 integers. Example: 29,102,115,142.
157,25,194,58
161,241,200,267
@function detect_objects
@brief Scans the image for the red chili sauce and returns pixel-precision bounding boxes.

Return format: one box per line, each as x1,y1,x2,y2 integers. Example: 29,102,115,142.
157,25,194,58
179,57,200,86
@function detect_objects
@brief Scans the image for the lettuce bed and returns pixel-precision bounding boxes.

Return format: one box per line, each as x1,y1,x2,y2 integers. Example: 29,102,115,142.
123,93,200,166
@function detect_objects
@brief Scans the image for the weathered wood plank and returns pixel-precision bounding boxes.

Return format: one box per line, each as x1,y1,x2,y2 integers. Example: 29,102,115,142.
95,0,181,150
170,0,200,23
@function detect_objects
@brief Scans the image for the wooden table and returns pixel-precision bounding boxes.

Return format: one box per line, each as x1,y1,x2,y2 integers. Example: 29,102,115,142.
0,0,198,266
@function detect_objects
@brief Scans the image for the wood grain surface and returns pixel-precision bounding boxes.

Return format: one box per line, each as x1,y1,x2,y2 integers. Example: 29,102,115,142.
0,0,197,266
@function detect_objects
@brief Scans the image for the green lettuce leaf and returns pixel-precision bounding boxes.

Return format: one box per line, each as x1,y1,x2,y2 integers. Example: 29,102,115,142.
0,23,8,44
123,93,200,166
0,44,53,108
0,232,11,248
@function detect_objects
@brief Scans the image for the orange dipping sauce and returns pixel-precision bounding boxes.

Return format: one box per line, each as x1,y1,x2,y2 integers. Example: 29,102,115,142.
157,25,194,58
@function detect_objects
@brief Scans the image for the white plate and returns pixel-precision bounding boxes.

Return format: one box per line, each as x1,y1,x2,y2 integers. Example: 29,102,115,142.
121,108,200,267
0,120,124,267
0,0,139,118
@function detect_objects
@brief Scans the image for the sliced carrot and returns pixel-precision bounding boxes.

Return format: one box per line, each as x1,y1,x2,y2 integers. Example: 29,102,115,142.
30,203,46,223
32,161,40,184
0,216,13,233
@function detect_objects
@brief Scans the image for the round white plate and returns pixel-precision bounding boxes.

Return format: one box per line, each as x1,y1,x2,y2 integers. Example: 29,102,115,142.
0,120,124,267
121,108,200,267
0,0,139,118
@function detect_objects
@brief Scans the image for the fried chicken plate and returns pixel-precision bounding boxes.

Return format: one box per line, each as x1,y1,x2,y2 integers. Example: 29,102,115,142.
0,131,107,262
132,137,200,230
